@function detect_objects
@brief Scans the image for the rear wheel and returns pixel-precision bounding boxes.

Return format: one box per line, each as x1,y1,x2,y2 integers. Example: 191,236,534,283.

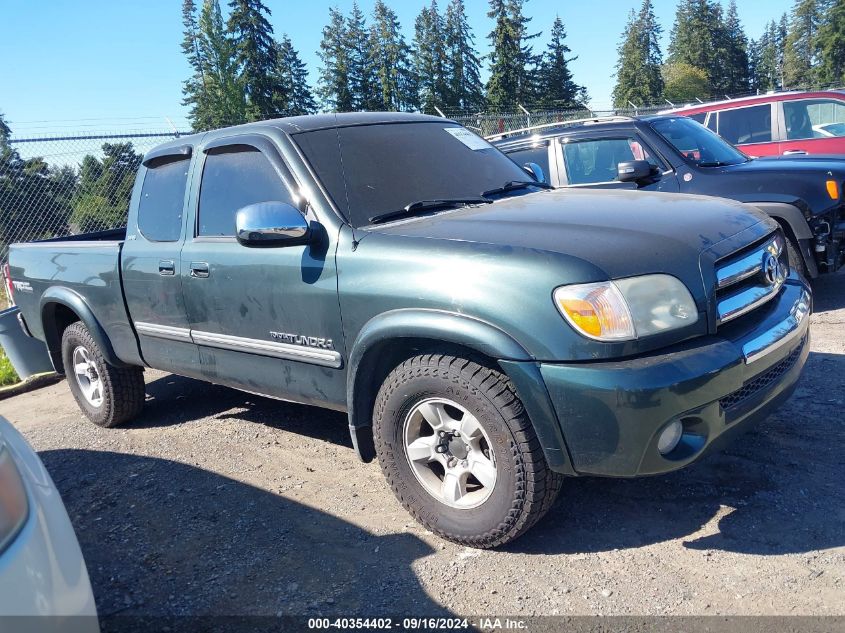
61,322,145,427
373,354,562,548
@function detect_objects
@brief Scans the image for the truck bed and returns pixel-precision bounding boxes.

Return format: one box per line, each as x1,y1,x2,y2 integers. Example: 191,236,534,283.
8,229,139,370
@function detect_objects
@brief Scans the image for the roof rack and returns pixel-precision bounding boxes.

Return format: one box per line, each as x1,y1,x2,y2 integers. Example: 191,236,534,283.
484,116,636,141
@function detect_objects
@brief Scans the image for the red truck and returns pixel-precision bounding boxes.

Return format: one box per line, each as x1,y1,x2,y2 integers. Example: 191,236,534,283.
664,90,845,157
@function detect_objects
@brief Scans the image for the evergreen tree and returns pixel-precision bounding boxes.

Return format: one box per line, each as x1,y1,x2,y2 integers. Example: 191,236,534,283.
227,0,279,120
272,36,317,116
667,0,726,95
486,0,539,109
444,0,485,111
413,2,449,113
347,2,379,111
721,0,750,94
0,113,9,141
369,0,417,111
71,144,142,233
536,16,585,108
612,0,663,108
784,0,823,87
318,8,354,111
753,19,787,91
817,0,845,85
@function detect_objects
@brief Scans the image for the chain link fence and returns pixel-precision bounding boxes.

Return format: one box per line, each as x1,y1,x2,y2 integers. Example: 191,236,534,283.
0,106,668,267
0,131,188,265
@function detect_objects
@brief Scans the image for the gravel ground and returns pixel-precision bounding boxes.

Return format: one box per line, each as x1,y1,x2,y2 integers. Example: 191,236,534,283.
1,273,843,619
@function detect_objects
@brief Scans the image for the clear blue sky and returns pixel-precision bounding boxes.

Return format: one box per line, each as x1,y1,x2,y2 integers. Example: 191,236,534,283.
0,0,794,136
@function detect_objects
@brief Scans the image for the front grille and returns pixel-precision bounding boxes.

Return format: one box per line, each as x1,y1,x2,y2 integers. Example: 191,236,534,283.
715,232,789,325
719,335,805,413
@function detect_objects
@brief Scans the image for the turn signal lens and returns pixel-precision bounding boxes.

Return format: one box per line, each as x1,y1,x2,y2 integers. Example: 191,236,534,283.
826,179,839,200
554,282,635,341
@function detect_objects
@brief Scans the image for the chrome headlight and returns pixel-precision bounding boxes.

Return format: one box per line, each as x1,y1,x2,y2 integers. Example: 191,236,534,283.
0,440,29,553
553,274,698,341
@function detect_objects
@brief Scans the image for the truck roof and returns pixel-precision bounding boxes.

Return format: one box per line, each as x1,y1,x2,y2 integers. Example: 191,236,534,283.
144,112,448,163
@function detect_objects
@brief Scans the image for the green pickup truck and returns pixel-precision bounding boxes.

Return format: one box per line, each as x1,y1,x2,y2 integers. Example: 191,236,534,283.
7,113,811,548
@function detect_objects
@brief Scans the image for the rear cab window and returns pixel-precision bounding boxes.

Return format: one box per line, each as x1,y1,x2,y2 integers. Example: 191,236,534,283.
137,158,191,242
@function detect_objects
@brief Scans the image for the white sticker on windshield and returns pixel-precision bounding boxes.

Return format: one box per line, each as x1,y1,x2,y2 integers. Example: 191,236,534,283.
444,127,493,151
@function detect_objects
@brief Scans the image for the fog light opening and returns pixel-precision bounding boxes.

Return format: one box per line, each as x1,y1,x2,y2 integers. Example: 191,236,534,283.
657,420,684,455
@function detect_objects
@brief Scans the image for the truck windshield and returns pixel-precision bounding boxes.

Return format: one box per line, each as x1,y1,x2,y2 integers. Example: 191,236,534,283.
293,122,534,227
651,117,749,167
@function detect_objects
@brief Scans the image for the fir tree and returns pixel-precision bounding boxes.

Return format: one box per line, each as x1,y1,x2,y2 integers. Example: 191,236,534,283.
667,0,725,94
369,0,417,111
721,0,750,94
272,36,317,116
612,0,663,108
413,1,449,113
536,16,585,108
486,0,539,109
197,0,247,128
784,0,823,87
817,0,845,85
227,0,279,120
347,2,379,111
318,8,353,112
444,0,485,111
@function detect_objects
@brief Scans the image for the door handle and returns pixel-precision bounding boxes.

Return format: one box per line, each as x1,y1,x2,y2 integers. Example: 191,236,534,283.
783,149,807,155
158,260,176,276
190,262,210,278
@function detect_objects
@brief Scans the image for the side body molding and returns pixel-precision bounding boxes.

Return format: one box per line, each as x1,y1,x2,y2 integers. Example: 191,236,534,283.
39,287,128,372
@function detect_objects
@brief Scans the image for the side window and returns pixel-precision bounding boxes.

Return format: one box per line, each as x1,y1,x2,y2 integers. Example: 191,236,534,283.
507,145,550,182
198,146,294,237
716,105,772,144
561,138,658,185
137,158,190,242
784,99,845,140
688,113,707,124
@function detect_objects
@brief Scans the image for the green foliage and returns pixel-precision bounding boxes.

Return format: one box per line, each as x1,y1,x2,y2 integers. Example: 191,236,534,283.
227,0,279,120
370,1,418,112
444,0,485,111
752,17,788,91
486,0,540,109
663,62,710,102
318,7,354,111
70,143,141,233
346,2,380,111
272,36,317,116
784,0,823,87
183,0,247,130
414,1,450,113
721,0,750,94
535,16,585,108
0,348,18,387
817,0,845,85
613,0,663,108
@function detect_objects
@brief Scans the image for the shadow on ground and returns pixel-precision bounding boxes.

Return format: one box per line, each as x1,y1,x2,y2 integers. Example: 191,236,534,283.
41,449,448,620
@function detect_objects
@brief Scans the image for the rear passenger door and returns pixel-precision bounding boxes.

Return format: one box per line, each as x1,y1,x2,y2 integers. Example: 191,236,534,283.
179,135,346,408
122,148,200,376
711,104,779,156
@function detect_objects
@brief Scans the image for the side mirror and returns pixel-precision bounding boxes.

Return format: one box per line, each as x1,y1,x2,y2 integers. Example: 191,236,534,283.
523,162,546,184
617,160,655,184
235,201,311,248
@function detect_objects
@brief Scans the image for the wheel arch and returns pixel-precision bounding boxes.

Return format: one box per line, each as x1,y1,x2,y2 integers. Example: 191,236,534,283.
345,309,574,473
744,201,819,277
39,287,126,373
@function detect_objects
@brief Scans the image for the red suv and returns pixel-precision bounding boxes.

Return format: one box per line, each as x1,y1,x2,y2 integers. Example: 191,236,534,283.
664,90,845,157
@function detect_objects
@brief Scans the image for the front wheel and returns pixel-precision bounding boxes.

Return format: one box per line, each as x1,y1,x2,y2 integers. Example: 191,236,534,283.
61,322,145,427
373,354,562,548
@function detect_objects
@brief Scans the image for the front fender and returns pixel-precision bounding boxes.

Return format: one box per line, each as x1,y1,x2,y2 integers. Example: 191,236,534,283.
40,287,127,372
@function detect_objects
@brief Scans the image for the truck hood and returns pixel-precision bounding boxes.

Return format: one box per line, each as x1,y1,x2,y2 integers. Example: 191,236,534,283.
732,155,845,174
370,188,771,281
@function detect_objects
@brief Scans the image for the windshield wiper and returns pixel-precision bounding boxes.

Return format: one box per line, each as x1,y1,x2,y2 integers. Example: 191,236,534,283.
368,197,492,225
481,180,553,198
697,160,736,167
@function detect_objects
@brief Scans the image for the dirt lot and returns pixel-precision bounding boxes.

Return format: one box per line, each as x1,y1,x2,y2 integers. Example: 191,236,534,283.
1,273,843,619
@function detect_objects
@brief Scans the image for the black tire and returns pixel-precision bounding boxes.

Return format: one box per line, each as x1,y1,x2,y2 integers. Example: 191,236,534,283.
61,321,145,427
786,237,808,280
373,354,563,548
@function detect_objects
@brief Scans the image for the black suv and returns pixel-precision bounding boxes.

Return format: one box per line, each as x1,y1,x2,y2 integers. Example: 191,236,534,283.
492,115,845,278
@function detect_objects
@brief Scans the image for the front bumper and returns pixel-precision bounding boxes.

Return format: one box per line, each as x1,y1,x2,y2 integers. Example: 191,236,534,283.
0,418,98,627
537,278,811,477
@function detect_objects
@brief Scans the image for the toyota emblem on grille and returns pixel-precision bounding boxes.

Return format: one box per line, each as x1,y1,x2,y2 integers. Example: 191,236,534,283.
763,251,785,286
